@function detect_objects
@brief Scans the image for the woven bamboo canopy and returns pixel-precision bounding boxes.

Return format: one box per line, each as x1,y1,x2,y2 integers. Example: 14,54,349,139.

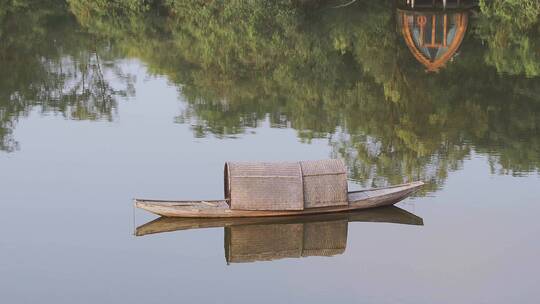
224,159,348,211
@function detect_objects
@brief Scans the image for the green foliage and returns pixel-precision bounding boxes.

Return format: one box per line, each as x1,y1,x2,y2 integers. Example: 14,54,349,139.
477,0,540,76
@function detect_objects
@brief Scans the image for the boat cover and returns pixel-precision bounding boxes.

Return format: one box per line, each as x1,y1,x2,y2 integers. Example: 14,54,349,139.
224,159,348,210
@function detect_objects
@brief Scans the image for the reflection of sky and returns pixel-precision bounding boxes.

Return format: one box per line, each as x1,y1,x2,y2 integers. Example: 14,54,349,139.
0,61,539,303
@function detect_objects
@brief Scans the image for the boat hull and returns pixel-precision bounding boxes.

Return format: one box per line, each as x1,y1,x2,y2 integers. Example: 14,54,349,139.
134,181,424,218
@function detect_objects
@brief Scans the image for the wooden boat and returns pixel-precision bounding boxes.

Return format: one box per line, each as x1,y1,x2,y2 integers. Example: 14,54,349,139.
135,206,424,236
135,181,424,218
135,160,424,218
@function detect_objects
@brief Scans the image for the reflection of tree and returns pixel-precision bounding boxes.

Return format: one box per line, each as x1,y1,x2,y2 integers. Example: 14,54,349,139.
476,0,540,77
37,52,131,121
0,1,134,151
65,0,540,191
4,1,538,190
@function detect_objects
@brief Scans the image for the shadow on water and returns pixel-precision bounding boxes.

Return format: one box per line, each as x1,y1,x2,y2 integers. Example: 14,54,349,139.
135,206,423,264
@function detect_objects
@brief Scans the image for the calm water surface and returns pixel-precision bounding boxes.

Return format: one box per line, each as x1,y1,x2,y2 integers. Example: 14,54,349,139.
1,1,539,303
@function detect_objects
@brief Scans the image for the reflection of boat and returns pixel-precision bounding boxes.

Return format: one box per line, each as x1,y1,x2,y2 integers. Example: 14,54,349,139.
397,0,476,72
135,160,424,218
135,206,424,236
135,206,423,264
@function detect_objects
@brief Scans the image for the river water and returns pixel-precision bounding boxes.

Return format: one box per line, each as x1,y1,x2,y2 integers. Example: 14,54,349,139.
1,1,539,303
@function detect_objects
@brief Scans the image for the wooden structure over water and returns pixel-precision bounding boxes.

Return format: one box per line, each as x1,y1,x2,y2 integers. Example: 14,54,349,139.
135,159,423,218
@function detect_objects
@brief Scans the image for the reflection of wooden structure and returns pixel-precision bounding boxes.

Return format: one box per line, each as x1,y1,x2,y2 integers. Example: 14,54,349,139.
398,0,474,72
402,0,477,10
135,206,424,264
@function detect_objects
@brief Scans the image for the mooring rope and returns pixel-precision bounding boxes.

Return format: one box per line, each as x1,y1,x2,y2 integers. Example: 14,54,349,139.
132,200,136,236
